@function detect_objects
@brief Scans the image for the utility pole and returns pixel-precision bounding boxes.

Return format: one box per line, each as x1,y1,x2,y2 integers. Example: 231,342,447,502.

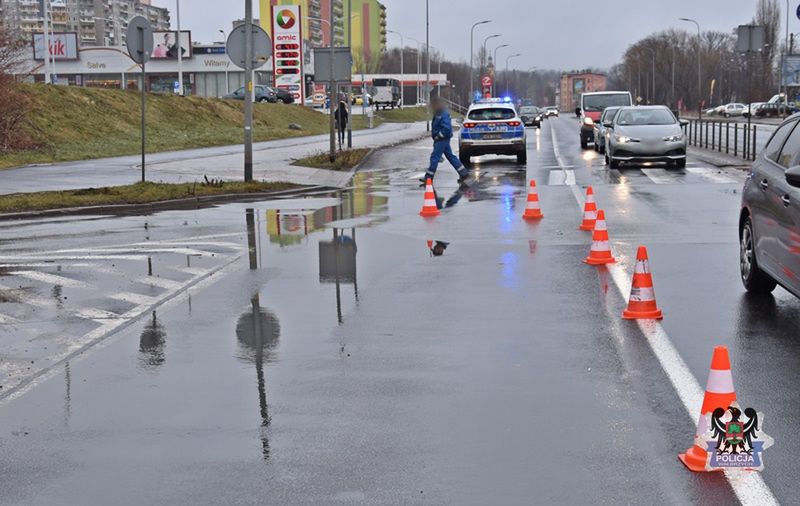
176,0,183,95
425,0,430,131
469,20,491,100
43,0,51,84
347,0,353,148
244,0,254,181
329,0,336,161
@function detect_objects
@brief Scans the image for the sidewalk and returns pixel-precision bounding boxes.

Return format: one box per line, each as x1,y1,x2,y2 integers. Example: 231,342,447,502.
0,121,429,195
688,146,753,169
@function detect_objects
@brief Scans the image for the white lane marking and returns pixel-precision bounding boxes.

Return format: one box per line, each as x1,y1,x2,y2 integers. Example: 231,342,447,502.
0,313,19,324
172,266,208,276
0,254,147,262
136,276,181,290
686,167,739,184
551,124,779,506
0,283,52,307
547,169,576,186
641,168,685,185
75,308,122,321
108,292,159,306
9,270,91,289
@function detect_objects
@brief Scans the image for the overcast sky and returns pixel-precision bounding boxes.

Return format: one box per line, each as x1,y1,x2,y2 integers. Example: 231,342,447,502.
153,0,798,70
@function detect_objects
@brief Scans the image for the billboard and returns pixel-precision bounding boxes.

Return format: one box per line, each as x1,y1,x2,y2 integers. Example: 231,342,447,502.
151,31,192,59
271,4,304,104
783,55,800,87
32,32,78,61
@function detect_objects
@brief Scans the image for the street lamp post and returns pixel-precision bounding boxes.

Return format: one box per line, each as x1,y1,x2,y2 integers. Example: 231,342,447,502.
481,34,500,78
505,53,520,97
644,46,655,104
387,30,404,108
409,37,423,104
492,43,509,96
219,30,229,94
425,0,430,130
680,17,702,119
470,20,491,99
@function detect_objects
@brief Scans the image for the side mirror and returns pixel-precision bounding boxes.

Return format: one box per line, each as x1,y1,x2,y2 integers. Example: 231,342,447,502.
786,166,800,188
679,119,689,126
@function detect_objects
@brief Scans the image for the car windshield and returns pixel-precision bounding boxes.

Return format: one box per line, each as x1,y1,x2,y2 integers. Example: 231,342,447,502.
468,107,516,121
519,107,538,114
601,108,619,121
582,94,631,112
615,108,676,126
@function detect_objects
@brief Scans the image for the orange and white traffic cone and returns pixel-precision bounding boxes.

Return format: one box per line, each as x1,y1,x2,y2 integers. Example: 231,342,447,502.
622,246,663,320
419,178,440,217
678,346,737,472
522,179,544,220
578,186,598,231
584,209,616,265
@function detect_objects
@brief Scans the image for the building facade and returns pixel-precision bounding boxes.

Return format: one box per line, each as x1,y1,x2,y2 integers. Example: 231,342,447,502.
0,0,170,46
559,71,606,111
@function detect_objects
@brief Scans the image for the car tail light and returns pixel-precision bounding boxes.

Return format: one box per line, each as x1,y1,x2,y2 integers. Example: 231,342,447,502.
507,121,521,127
463,122,477,128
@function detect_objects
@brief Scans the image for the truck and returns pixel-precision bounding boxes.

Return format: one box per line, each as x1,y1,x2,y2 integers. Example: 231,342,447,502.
371,78,402,109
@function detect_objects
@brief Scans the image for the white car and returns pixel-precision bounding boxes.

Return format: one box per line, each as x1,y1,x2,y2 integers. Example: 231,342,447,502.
459,98,528,166
720,103,747,118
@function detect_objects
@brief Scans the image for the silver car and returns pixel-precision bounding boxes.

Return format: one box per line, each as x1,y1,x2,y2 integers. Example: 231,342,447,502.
604,106,688,169
740,113,800,298
593,106,620,154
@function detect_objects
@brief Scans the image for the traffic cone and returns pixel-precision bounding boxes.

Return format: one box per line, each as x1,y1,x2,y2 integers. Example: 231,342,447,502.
678,346,737,472
622,246,663,320
419,178,440,217
583,210,616,265
578,186,598,231
522,179,544,220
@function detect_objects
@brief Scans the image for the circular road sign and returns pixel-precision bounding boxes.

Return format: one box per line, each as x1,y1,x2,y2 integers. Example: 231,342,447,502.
126,16,154,64
481,75,493,87
796,3,800,20
226,24,272,70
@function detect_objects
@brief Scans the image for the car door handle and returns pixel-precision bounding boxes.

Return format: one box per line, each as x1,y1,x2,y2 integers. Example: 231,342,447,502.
760,179,769,190
782,195,792,207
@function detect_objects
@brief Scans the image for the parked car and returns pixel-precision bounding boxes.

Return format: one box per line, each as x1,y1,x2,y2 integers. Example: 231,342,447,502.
593,106,620,154
739,113,800,298
743,102,765,118
756,103,800,117
223,85,277,103
705,105,726,115
578,91,633,149
352,93,372,105
720,103,747,118
267,86,296,104
518,106,543,127
604,105,688,168
459,97,527,166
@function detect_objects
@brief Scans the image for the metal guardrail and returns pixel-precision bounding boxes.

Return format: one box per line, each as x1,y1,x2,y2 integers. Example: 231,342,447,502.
683,120,759,162
440,97,468,116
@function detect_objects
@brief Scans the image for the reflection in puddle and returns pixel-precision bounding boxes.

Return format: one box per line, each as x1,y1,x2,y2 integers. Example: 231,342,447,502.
139,311,166,369
319,228,359,324
427,240,449,257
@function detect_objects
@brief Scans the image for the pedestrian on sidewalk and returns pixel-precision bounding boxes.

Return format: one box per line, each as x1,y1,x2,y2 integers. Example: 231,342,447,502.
420,97,469,183
335,98,349,149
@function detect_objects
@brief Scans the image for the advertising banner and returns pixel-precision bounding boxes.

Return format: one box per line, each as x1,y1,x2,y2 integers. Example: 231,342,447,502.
783,55,800,87
32,32,78,60
151,31,192,59
271,4,304,104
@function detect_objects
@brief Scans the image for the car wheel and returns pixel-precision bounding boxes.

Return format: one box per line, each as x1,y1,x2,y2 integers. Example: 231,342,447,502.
723,113,730,118
517,152,527,165
257,97,269,103
459,152,471,167
674,158,686,169
740,217,778,294
580,139,588,149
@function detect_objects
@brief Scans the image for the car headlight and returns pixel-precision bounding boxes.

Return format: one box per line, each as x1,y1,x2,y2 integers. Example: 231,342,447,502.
615,134,631,144
582,117,594,126
663,134,684,142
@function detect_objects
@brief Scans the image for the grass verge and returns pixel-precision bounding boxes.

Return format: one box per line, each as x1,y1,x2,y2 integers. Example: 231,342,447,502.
291,148,372,171
376,106,431,123
0,181,296,213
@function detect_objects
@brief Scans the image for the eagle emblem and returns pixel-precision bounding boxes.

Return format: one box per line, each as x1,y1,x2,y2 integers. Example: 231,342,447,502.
702,404,773,471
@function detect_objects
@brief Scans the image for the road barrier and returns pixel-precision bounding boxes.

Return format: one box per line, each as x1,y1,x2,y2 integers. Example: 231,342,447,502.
521,179,544,220
684,120,759,162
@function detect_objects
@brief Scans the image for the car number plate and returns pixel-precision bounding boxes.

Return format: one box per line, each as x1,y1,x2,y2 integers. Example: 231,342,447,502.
483,133,503,140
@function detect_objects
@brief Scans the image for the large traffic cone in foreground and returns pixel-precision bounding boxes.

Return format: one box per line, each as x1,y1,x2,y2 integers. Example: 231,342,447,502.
679,346,737,472
522,179,544,220
578,186,598,231
419,178,440,217
584,210,616,265
622,246,663,320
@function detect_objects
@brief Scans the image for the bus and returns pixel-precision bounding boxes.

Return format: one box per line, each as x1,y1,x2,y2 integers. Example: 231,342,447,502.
372,78,402,109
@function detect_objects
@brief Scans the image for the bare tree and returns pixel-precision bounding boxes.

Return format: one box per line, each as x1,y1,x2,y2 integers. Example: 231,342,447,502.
0,25,35,153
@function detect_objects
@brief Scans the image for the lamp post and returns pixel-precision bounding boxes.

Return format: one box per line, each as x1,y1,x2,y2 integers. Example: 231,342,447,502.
219,30,229,94
481,34,500,77
409,37,423,104
492,43,509,96
680,17,702,119
470,20,491,99
644,46,655,104
387,30,404,108
505,53,520,97
425,0,430,130
176,0,183,96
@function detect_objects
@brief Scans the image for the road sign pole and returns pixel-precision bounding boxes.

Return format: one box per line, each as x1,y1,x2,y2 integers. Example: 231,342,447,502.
126,16,154,184
141,59,146,182
347,0,352,148
244,0,254,181
329,0,336,162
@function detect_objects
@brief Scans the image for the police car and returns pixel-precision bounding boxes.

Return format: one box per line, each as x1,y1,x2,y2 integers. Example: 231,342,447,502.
459,98,527,166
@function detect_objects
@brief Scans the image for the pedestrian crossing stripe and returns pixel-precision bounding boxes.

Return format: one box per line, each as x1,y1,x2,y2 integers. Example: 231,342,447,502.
9,270,91,289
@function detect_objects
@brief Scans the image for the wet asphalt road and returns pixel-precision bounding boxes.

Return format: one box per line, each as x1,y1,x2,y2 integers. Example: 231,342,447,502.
1,117,798,505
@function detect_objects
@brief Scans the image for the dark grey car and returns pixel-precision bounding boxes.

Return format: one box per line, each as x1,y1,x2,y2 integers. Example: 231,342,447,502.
740,114,800,297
